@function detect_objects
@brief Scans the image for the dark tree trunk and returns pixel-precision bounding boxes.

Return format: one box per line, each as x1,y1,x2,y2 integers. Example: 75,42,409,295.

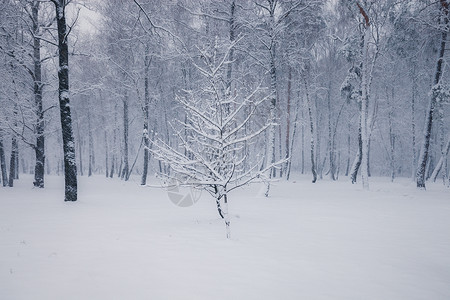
225,0,235,114
121,95,129,180
77,121,83,176
417,1,448,189
110,103,118,178
0,138,8,186
327,87,336,181
141,50,150,186
32,1,45,188
118,159,123,178
410,63,417,179
284,67,292,176
301,100,305,174
104,129,109,178
53,0,77,201
315,94,322,180
46,157,50,175
387,88,395,182
8,136,18,187
345,122,351,176
109,156,115,178
88,108,94,177
15,146,19,179
303,70,317,183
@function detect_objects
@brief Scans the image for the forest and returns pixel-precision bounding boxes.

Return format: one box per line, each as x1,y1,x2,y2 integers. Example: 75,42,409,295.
1,1,450,299
0,0,449,197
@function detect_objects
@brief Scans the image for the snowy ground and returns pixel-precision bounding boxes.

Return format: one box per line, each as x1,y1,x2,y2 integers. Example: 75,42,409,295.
1,174,449,300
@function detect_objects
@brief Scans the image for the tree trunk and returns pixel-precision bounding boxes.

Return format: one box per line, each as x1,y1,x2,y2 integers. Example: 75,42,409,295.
286,89,300,181
266,49,277,180
105,128,109,177
410,63,417,179
301,98,305,174
345,121,351,176
430,134,450,182
225,0,235,113
110,103,118,178
437,98,446,182
284,67,292,177
53,0,77,201
416,1,448,189
141,50,150,186
388,87,395,182
0,138,8,186
265,8,278,189
327,86,336,180
350,115,362,184
220,187,231,239
303,69,317,183
76,118,83,176
315,94,322,180
360,21,370,190
88,107,94,177
8,136,18,187
33,1,45,188
121,94,129,180
15,145,19,179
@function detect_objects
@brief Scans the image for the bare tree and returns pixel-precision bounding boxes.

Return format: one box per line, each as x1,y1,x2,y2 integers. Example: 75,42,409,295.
150,41,276,238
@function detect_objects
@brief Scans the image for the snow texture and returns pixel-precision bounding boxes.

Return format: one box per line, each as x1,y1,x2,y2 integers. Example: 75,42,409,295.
1,174,449,299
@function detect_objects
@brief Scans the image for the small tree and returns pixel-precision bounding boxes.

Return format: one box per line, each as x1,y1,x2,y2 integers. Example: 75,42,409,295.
150,40,275,238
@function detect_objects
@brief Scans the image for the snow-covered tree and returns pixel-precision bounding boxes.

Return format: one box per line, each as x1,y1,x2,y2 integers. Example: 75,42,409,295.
51,0,77,201
150,39,276,238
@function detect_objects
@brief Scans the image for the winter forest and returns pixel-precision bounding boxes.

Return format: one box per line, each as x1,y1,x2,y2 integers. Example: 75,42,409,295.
1,0,450,299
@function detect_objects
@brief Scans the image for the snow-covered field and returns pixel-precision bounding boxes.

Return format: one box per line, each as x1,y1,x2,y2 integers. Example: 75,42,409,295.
1,174,449,300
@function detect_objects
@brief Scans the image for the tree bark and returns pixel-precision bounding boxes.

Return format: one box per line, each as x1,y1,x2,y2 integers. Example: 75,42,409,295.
52,0,77,201
388,88,395,182
32,1,45,188
284,67,292,177
265,4,278,187
303,69,317,183
286,89,300,181
225,0,235,114
301,98,305,174
0,138,8,186
104,127,109,178
76,117,83,176
327,86,336,180
345,121,351,176
8,136,18,187
350,115,362,184
141,49,150,186
315,94,322,180
360,19,370,190
410,63,417,179
15,145,19,179
110,102,118,178
87,104,95,177
121,93,129,180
